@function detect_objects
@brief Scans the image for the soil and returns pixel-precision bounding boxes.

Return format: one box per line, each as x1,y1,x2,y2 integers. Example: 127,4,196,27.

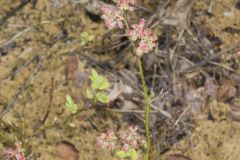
0,0,240,160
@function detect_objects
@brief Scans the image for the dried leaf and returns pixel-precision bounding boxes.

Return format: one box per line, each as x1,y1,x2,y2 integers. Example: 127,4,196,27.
230,74,240,87
56,141,79,160
74,71,88,88
204,77,219,97
230,104,240,112
227,104,240,121
142,54,156,71
168,154,191,160
227,112,240,121
186,90,205,115
163,0,196,29
122,100,138,110
65,56,79,80
174,59,191,73
216,80,236,101
109,83,133,101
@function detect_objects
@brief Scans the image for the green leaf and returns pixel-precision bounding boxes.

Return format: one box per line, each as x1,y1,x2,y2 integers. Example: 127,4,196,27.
127,149,138,160
65,95,77,114
116,150,128,158
88,35,94,41
86,89,94,99
90,69,110,90
79,31,94,46
81,31,88,37
96,92,109,103
80,41,86,46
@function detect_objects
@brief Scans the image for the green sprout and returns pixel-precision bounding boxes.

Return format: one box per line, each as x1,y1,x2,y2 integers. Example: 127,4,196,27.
79,31,94,46
89,69,110,90
65,95,77,114
116,149,138,160
86,69,110,103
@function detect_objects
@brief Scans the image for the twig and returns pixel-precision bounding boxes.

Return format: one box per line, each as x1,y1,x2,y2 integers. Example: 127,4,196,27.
106,109,161,113
208,61,236,72
165,27,173,93
181,44,240,73
42,77,55,125
27,103,90,140
0,27,32,48
0,56,43,117
0,0,32,25
3,55,39,80
174,105,190,126
91,40,129,53
150,104,172,119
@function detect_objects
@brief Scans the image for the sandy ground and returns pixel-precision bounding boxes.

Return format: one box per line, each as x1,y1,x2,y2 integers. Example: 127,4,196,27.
0,0,240,160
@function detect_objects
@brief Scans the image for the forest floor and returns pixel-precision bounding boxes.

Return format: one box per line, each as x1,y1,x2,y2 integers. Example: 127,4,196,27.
0,0,240,160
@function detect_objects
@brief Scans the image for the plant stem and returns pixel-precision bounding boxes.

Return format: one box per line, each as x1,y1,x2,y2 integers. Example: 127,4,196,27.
137,57,151,160
123,17,151,160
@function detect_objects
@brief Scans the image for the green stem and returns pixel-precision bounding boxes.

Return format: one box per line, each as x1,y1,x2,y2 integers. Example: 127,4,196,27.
123,17,151,160
137,57,151,160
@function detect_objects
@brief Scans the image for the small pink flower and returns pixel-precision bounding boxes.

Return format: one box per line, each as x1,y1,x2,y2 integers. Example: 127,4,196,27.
121,126,146,151
136,34,157,56
122,143,130,152
4,142,25,160
128,19,145,41
128,19,157,56
97,129,117,150
117,0,136,10
101,5,124,30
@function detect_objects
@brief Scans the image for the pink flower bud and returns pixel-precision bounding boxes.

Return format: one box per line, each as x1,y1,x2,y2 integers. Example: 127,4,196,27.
101,5,124,30
117,0,136,10
4,142,25,160
120,126,146,151
97,129,117,150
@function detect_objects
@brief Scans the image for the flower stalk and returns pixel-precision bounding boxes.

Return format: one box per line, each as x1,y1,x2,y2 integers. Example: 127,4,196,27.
101,1,157,159
123,18,151,160
137,57,151,160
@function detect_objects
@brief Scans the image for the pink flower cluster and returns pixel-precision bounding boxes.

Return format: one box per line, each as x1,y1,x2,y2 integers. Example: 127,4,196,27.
101,0,136,30
4,142,25,160
128,19,157,56
121,126,146,151
117,0,136,10
97,130,117,150
101,5,124,30
101,1,157,56
96,126,146,152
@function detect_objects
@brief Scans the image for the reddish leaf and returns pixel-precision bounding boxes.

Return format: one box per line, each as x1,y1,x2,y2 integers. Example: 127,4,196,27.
56,141,79,160
216,80,236,101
